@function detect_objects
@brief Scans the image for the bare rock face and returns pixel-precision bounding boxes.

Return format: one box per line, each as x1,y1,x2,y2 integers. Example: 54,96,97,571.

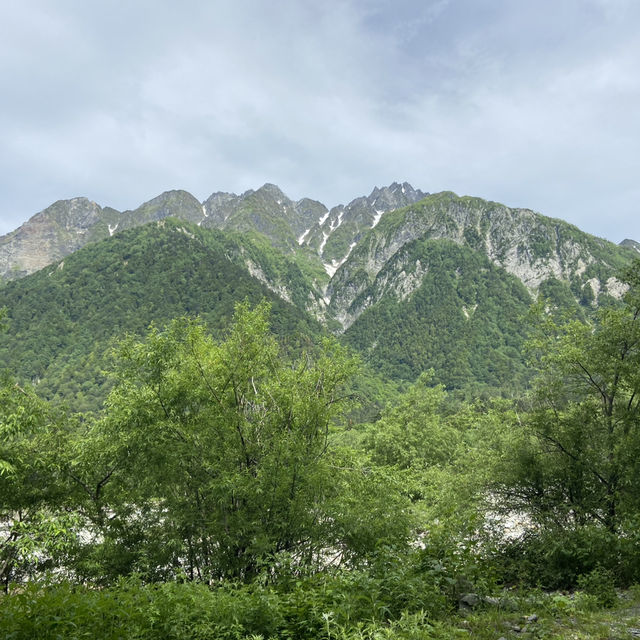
0,198,120,281
0,190,207,282
300,181,428,274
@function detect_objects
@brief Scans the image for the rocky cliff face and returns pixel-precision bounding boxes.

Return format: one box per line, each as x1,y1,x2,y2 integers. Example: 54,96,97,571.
300,182,428,276
202,184,302,249
0,198,120,281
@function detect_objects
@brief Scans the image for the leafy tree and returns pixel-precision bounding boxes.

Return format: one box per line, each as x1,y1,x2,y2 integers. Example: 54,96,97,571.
363,372,461,512
75,302,402,582
0,372,76,588
0,308,73,587
497,260,640,534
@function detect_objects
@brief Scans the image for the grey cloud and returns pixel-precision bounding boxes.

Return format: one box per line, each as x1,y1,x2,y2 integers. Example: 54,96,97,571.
1,0,639,242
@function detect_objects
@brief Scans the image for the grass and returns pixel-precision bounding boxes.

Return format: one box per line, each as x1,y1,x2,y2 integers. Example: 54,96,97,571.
2,581,640,639
417,589,640,640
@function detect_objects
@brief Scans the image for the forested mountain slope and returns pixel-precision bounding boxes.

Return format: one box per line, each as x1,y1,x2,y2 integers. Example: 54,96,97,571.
328,192,633,329
342,240,533,390
1,183,637,408
0,220,324,411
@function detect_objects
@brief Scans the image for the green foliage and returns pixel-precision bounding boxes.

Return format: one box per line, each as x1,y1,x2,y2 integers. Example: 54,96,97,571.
495,526,618,590
0,374,75,586
0,578,281,640
0,560,451,640
538,276,585,318
3,201,640,634
484,260,640,589
577,566,618,608
500,265,640,534
0,220,324,411
0,306,7,333
65,302,413,583
344,240,533,392
322,221,359,263
365,373,457,472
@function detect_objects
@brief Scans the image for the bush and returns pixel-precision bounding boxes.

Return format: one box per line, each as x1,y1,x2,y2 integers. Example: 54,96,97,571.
493,524,640,590
0,555,455,640
576,567,618,608
0,579,283,640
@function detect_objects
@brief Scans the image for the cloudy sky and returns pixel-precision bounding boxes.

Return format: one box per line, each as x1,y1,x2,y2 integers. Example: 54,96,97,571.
1,0,639,242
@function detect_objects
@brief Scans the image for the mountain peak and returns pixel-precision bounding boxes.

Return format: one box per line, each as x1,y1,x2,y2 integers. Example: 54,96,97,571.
256,183,286,197
120,189,203,229
620,238,640,252
0,197,117,281
31,197,104,229
133,189,202,209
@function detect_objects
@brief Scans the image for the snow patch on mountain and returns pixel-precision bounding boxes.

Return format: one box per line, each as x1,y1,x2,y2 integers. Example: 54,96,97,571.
323,242,358,277
371,210,384,229
319,232,329,255
298,228,311,245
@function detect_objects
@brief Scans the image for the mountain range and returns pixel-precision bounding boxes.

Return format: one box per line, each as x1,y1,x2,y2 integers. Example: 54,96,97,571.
0,182,637,410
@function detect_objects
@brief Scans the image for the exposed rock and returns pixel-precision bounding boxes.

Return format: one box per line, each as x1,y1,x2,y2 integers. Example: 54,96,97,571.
328,192,631,328
0,198,119,281
459,593,481,610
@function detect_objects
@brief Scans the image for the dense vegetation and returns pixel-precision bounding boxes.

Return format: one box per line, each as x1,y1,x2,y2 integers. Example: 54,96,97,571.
0,221,324,412
0,228,506,424
344,240,534,392
0,222,561,415
2,255,640,637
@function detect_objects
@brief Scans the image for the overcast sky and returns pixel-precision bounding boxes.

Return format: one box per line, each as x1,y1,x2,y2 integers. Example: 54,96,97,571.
1,0,639,242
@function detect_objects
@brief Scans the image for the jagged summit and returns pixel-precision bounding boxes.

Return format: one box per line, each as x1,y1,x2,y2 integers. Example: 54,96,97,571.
298,181,428,276
121,190,204,229
0,182,427,281
0,197,120,280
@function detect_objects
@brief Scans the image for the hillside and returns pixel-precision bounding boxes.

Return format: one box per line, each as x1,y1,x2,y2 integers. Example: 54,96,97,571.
0,182,637,408
343,239,534,390
0,220,325,411
328,191,633,329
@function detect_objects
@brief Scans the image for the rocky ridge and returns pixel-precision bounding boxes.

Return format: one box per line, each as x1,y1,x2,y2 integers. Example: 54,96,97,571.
0,198,120,281
327,192,634,328
0,182,426,284
1,183,636,333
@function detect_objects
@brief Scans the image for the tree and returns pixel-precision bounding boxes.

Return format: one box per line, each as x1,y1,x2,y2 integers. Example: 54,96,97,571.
81,302,366,581
497,261,640,533
365,372,458,473
0,308,74,587
0,370,76,588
